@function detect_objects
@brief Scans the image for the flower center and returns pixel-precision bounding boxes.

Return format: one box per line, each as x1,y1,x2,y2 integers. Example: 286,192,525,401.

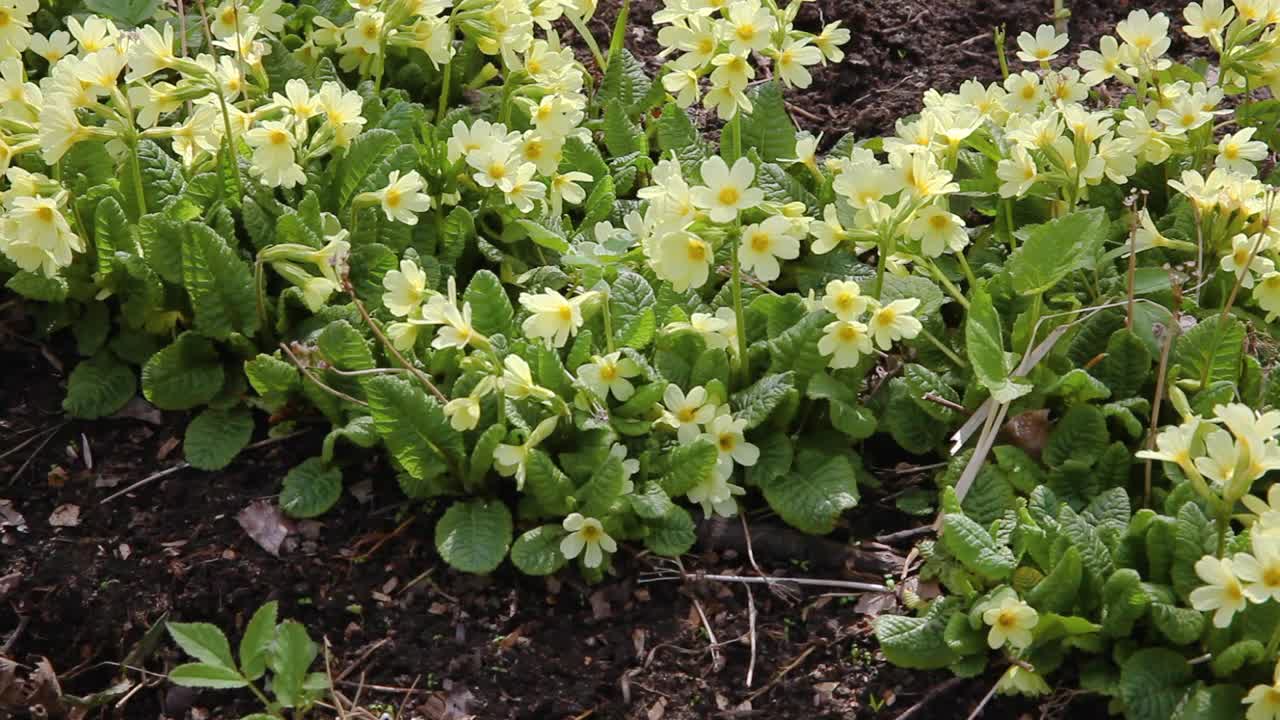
718,433,735,452
929,214,949,231
698,37,714,54
363,23,379,39
749,232,771,252
268,129,289,146
837,324,859,342
686,239,707,262
997,610,1018,629
718,186,741,206
1224,144,1239,159
34,206,54,223
488,162,507,180
600,364,617,381
1226,581,1244,602
385,188,402,208
1263,566,1280,587
0,9,11,25
581,525,603,541
877,308,897,326
1181,113,1197,127
736,24,755,42
1020,85,1036,100
677,407,697,423
557,305,573,322
220,7,236,24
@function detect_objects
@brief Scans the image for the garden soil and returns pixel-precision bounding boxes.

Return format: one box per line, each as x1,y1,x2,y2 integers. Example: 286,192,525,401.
2,1,1193,718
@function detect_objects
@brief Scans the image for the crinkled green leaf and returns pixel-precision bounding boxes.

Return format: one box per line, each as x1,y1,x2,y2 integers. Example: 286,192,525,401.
435,499,512,574
184,407,254,471
760,449,859,535
511,525,568,576
280,457,343,518
182,223,258,340
63,354,136,420
1007,208,1108,295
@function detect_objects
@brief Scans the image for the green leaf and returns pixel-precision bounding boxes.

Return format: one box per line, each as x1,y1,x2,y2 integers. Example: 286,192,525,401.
731,372,795,429
1119,649,1193,720
873,599,961,670
463,270,514,337
1150,603,1204,645
659,438,719,497
166,622,237,669
83,0,159,26
577,455,625,518
365,376,462,487
767,312,828,379
524,450,575,516
184,407,254,471
168,663,248,689
656,103,708,175
807,372,877,440
599,49,651,113
516,218,570,253
6,272,68,301
238,601,277,681
1059,505,1116,580
965,284,1029,403
603,103,645,156
1209,639,1266,677
142,332,225,411
1101,568,1149,637
759,449,859,535
435,499,513,574
1044,404,1109,467
511,525,568,576
1094,329,1152,399
581,174,617,229
940,513,1015,580
122,140,184,219
1046,368,1111,405
1175,685,1247,720
1173,315,1244,387
245,354,300,408
467,424,506,491
644,505,696,556
630,481,676,520
280,458,343,518
901,364,961,423
334,129,400,210
317,320,375,371
322,415,379,464
1173,502,1213,599
1007,208,1109,295
182,223,258,340
739,81,797,162
63,354,136,420
94,196,131,278
609,271,656,350
1025,546,1081,614
271,620,319,707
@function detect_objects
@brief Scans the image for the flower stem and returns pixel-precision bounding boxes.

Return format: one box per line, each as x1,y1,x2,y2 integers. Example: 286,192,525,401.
920,328,967,368
128,139,148,217
925,258,970,309
730,230,750,388
567,13,606,71
601,289,616,353
1215,509,1229,558
437,58,453,122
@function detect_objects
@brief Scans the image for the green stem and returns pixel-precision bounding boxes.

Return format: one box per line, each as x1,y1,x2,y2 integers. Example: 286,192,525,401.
730,230,750,388
925,259,970,309
920,328,967,368
215,92,243,201
128,139,148,217
873,242,888,302
956,251,978,288
601,289,616,353
1215,509,1229,558
1003,199,1016,249
254,259,268,336
568,13,606,71
437,58,453,122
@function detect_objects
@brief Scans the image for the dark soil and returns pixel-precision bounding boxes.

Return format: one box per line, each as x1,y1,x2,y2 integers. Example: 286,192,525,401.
4,2,1200,719
587,0,1193,141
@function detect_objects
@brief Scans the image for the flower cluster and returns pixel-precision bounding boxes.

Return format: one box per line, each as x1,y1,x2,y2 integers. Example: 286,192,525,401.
653,0,849,119
658,384,757,517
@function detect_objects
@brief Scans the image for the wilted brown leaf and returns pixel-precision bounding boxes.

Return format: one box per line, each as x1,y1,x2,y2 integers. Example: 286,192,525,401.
236,500,294,557
48,504,80,527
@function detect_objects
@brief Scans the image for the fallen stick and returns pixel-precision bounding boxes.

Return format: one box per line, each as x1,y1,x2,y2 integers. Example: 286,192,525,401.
101,432,306,504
